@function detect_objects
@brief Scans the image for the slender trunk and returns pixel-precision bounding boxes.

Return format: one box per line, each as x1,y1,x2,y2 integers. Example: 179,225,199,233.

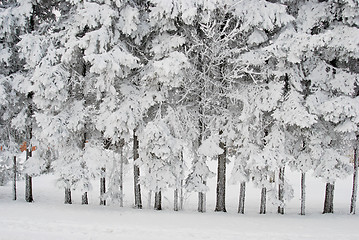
100,167,106,205
215,138,226,212
25,149,33,202
133,130,142,209
119,144,124,208
260,187,266,214
82,192,88,205
238,182,246,214
323,182,335,214
154,191,162,210
278,167,285,214
64,187,72,204
198,183,206,213
174,188,179,211
147,190,152,209
350,147,358,214
13,156,17,201
301,171,306,215
180,180,184,211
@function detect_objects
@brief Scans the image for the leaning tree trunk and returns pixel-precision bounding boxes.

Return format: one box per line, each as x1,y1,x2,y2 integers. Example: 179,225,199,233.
350,147,358,214
238,182,246,214
13,156,17,201
82,192,88,205
133,130,142,209
323,182,335,214
100,167,106,206
215,138,227,212
25,149,33,203
278,167,285,214
301,171,306,215
154,191,162,210
64,187,72,204
260,187,267,214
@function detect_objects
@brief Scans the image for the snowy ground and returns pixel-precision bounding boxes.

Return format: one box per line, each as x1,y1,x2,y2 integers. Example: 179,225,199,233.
1,168,359,240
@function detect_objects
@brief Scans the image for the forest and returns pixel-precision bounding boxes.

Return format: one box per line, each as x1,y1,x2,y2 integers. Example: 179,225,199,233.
1,0,359,216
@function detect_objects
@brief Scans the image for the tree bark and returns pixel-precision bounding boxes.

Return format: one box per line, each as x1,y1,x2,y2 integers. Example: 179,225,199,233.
64,187,72,204
180,180,184,211
154,191,162,210
82,192,88,205
119,143,124,207
260,187,266,214
133,130,142,209
323,182,335,214
198,187,206,213
278,167,285,214
25,149,33,203
13,156,17,201
215,139,227,212
100,167,106,205
238,182,246,214
350,147,358,214
301,171,306,215
174,188,179,211
147,190,152,209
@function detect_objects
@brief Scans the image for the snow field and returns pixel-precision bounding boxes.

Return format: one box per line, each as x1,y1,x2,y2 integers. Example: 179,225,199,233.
1,166,359,240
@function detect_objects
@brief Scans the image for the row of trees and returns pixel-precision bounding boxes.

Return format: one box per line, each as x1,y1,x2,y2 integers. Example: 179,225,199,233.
1,0,359,215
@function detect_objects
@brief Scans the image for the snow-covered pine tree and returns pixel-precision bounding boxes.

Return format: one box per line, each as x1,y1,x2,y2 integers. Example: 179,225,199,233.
293,0,359,214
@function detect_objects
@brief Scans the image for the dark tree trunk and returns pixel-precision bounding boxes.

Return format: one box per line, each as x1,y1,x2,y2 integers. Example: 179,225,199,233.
215,138,226,212
100,167,106,206
350,147,358,214
154,191,162,210
64,188,72,204
301,171,306,215
133,130,142,209
25,148,33,202
323,182,335,214
13,156,17,201
119,143,124,207
198,186,206,213
174,188,179,211
238,182,246,214
82,192,88,205
278,167,285,214
260,187,266,214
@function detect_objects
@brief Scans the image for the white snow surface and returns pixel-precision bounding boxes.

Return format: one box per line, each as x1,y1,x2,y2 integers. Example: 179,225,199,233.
1,170,359,240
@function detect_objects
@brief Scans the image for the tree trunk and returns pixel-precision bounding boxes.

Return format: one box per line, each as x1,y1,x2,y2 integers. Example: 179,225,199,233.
82,192,88,205
198,185,206,213
64,187,72,204
278,167,285,214
350,147,358,214
323,182,335,214
100,167,106,205
25,149,33,202
238,182,246,214
119,144,124,207
154,191,162,210
301,171,306,215
13,156,17,201
133,130,142,209
215,139,226,212
174,188,179,211
260,187,266,214
147,190,152,209
180,180,184,211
